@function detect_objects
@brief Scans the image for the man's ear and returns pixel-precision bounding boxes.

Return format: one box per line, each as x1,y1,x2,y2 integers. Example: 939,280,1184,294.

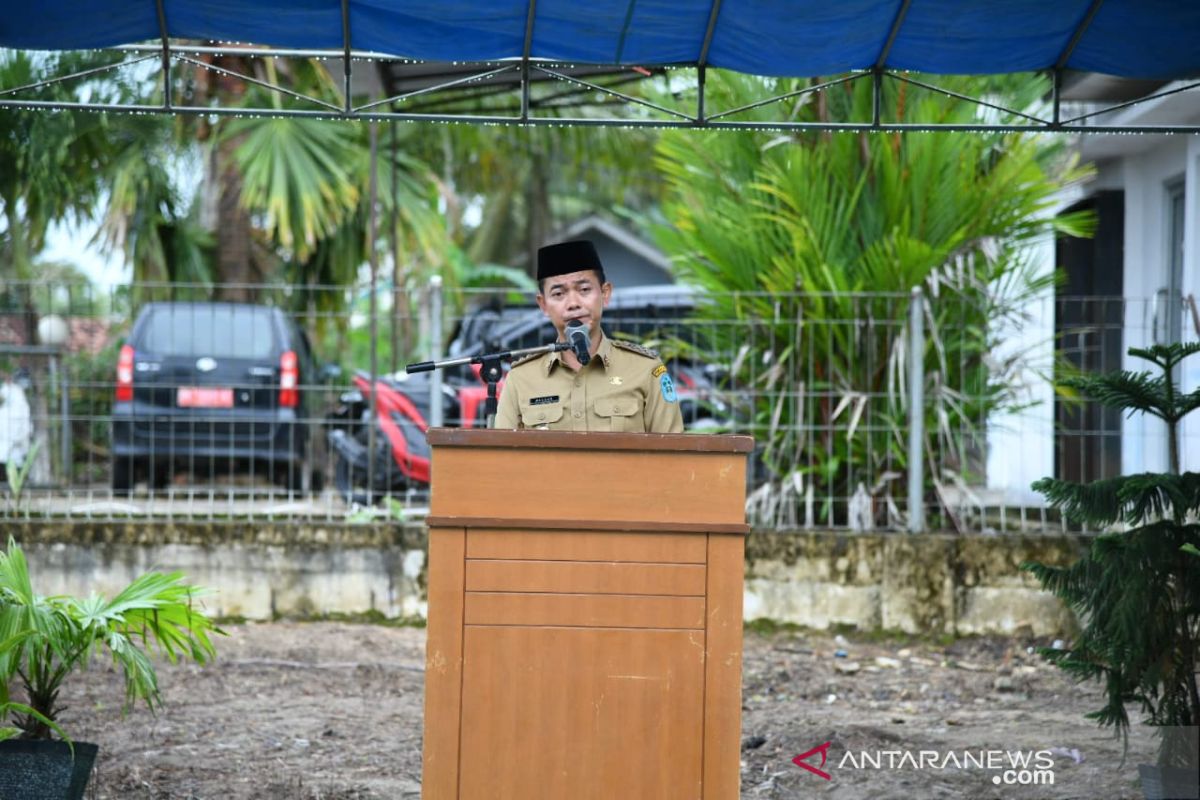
601,282,613,307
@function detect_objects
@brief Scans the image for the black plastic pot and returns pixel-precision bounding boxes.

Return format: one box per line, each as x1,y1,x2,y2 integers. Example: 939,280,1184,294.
1138,763,1200,800
0,740,98,800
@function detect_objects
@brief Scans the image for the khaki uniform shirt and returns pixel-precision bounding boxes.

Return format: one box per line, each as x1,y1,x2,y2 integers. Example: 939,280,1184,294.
494,332,685,433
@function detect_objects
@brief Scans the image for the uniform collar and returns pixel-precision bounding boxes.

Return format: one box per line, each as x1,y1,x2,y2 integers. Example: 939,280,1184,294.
546,330,613,375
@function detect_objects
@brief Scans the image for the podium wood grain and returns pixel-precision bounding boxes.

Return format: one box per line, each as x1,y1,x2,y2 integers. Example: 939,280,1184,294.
459,626,706,800
422,430,751,799
422,527,466,800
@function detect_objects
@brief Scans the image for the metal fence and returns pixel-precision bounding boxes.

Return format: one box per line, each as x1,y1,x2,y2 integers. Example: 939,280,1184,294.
1,279,1196,531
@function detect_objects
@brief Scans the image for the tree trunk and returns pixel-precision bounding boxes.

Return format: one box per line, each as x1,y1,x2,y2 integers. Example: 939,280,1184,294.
525,157,550,276
195,51,262,302
213,137,259,302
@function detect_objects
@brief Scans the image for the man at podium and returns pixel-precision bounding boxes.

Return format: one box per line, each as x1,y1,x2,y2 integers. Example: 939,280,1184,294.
493,239,685,433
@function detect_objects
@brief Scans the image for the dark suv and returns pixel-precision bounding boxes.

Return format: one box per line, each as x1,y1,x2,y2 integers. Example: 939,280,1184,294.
111,302,328,493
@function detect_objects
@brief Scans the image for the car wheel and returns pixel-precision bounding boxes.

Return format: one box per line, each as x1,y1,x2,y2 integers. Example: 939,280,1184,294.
112,457,136,496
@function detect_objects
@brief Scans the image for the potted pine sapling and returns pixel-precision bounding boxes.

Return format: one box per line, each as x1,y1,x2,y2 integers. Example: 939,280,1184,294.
1023,342,1200,800
0,536,220,800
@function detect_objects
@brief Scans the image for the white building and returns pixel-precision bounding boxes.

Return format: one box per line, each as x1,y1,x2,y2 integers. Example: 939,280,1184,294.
988,81,1200,501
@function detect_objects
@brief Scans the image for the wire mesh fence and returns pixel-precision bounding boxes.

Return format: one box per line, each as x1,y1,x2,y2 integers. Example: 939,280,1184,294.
0,280,1195,531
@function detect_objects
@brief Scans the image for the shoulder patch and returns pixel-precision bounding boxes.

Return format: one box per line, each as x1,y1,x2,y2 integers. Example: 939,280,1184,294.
652,364,667,378
612,339,659,359
510,352,542,368
659,372,678,403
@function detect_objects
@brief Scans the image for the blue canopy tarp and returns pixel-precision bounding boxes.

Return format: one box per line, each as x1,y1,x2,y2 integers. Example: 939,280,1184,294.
2,0,1198,81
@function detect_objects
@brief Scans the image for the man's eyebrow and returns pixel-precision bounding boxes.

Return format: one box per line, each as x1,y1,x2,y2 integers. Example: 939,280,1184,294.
547,277,595,292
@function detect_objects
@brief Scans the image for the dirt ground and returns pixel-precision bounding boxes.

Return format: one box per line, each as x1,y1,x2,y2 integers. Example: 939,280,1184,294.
54,622,1164,799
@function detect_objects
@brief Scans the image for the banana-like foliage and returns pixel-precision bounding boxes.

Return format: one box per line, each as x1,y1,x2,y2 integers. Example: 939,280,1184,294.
1023,343,1200,767
653,70,1093,527
0,537,220,741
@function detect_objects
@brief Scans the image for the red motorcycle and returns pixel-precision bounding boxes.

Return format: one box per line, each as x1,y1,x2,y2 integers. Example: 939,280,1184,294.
326,367,491,504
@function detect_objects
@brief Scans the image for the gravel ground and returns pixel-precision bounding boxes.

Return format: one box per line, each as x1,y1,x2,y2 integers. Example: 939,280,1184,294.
45,621,1164,799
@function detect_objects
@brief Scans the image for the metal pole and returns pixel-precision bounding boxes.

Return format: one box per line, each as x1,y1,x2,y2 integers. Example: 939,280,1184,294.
872,67,882,127
428,275,444,428
907,286,925,533
47,355,62,481
367,122,378,503
389,120,400,374
59,354,70,485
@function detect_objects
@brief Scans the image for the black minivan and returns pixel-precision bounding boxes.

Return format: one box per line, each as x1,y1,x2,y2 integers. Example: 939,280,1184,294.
111,302,329,494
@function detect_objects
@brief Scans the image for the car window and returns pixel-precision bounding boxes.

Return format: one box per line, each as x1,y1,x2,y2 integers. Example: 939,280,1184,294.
139,306,277,359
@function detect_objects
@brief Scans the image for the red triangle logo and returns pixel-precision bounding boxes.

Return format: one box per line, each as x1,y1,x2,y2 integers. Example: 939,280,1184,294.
792,741,833,781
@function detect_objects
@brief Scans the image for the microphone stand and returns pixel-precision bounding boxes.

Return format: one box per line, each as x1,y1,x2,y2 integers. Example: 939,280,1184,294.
406,341,571,428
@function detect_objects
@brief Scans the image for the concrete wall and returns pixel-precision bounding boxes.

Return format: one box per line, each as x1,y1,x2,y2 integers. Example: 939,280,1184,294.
6,521,430,621
4,522,1087,637
743,531,1084,636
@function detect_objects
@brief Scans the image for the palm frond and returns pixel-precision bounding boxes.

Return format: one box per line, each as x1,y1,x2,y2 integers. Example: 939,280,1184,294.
0,538,221,739
229,117,360,261
651,71,1088,522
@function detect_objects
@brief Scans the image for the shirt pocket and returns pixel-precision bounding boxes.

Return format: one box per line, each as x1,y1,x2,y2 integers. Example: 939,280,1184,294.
520,401,565,429
593,396,642,432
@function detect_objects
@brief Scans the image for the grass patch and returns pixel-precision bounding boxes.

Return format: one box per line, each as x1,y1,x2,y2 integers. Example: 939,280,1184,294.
215,610,427,628
743,618,807,636
744,618,964,648
278,609,427,628
829,623,958,647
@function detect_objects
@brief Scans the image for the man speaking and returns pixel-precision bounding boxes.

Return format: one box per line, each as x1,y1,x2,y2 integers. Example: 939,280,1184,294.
493,240,685,433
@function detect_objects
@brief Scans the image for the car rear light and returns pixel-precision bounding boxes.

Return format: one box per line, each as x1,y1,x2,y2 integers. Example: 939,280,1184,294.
279,350,298,407
115,344,134,401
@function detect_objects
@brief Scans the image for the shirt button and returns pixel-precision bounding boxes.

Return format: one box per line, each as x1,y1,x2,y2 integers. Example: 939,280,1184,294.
574,379,582,387
573,411,582,419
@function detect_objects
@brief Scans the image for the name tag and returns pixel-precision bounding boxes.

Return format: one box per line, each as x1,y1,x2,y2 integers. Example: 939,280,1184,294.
529,395,559,406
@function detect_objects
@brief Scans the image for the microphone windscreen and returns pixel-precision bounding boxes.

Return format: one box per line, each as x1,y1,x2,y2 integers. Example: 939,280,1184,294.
567,320,591,366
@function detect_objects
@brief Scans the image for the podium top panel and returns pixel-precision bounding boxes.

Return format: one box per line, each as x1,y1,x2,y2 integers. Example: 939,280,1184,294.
428,428,751,527
426,429,754,453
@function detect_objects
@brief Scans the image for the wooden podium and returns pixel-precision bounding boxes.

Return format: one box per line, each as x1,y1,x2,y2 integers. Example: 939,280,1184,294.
421,429,753,800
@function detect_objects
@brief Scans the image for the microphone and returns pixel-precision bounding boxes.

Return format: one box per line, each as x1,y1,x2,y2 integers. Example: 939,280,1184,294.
566,320,591,366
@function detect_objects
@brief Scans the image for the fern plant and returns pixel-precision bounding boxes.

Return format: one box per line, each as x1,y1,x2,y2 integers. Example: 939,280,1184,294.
1023,342,1200,768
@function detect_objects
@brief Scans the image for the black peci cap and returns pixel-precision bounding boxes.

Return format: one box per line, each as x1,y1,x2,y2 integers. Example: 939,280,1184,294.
537,240,603,282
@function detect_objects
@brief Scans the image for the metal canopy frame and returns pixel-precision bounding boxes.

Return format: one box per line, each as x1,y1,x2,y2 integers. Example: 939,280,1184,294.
2,4,1199,134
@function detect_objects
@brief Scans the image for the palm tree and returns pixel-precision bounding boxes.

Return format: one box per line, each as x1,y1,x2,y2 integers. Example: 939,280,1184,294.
93,57,448,327
653,72,1094,528
94,115,213,294
0,50,118,285
15,52,665,364
403,89,668,274
0,50,133,482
